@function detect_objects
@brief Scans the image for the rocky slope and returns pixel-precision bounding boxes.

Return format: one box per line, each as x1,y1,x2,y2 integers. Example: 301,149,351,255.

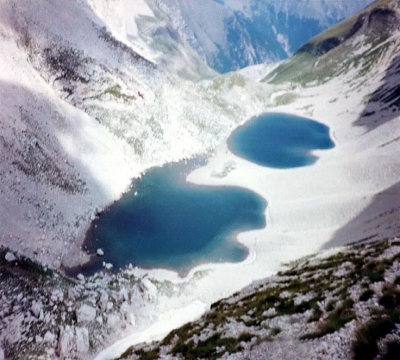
1,239,399,360
121,239,400,360
0,247,161,359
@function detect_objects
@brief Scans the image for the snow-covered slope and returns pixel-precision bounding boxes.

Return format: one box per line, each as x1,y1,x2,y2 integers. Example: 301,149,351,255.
141,0,374,73
0,0,271,269
87,0,217,79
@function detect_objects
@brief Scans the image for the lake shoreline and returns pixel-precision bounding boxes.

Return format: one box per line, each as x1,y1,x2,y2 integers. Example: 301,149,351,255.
95,66,400,358
69,153,267,278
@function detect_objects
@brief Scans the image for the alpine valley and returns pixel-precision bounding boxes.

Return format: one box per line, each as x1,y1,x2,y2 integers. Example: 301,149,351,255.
1,0,400,359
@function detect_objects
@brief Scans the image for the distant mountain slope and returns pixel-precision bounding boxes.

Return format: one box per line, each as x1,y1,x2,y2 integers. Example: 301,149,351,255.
146,0,373,73
87,0,217,79
264,0,400,86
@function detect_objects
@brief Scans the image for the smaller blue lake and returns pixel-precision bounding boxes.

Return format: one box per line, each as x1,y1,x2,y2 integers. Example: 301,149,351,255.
71,157,266,277
228,113,335,168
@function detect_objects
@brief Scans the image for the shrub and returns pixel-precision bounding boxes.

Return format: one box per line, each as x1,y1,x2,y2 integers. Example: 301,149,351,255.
359,289,374,302
325,300,336,311
308,302,323,323
352,317,395,360
134,349,159,360
382,340,400,360
238,332,254,343
270,327,282,337
365,261,385,283
172,333,242,360
379,294,395,309
300,299,355,340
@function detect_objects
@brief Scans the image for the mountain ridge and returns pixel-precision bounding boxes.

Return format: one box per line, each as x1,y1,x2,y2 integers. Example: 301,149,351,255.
120,0,374,73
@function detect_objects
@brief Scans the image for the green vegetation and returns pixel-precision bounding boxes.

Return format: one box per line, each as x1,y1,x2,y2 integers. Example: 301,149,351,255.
352,311,400,360
365,261,386,283
307,304,323,323
171,331,255,360
116,346,160,360
301,299,356,340
359,289,374,302
273,93,298,106
0,247,54,279
262,52,317,85
127,239,400,359
352,270,400,360
104,85,136,102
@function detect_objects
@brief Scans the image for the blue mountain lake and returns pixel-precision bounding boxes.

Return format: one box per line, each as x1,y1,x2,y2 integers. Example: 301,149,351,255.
228,113,335,168
69,113,334,277
73,157,266,277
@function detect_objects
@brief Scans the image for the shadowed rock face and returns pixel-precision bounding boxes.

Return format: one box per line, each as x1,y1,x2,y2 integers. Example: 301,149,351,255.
356,54,400,131
297,37,342,56
325,181,400,249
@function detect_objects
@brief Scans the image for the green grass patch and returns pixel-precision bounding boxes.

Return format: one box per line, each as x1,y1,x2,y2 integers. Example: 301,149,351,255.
104,85,136,102
352,311,400,360
172,333,243,360
364,261,386,283
273,93,298,106
300,299,356,340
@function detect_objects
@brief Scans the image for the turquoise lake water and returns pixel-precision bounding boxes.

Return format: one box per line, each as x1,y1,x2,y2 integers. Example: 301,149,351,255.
228,113,335,168
75,158,266,277
71,113,334,277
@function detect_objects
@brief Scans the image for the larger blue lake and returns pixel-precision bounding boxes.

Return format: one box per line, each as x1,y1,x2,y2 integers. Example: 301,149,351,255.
75,158,266,277
228,113,335,168
72,113,334,278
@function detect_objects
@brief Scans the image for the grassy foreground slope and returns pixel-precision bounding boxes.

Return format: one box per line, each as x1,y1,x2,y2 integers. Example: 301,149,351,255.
121,239,400,360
